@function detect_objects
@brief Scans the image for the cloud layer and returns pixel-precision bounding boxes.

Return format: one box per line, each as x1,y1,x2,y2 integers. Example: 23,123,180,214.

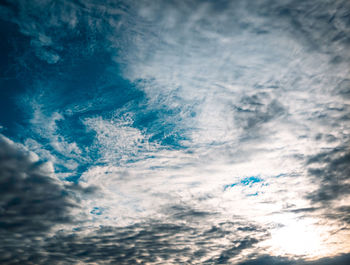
0,0,349,264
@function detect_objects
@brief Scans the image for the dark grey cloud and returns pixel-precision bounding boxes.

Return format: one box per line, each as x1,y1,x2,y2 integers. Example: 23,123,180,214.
6,220,266,265
249,0,350,57
289,207,320,214
237,253,350,265
0,136,76,232
324,205,350,225
1,218,347,265
306,146,350,204
0,135,94,264
166,204,215,221
234,93,286,134
207,238,259,264
337,79,350,99
278,145,350,226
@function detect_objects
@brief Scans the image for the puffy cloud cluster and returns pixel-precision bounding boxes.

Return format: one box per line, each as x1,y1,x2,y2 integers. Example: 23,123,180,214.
0,135,94,264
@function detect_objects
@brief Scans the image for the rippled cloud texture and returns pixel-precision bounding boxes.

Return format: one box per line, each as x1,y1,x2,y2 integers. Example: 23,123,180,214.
0,0,350,264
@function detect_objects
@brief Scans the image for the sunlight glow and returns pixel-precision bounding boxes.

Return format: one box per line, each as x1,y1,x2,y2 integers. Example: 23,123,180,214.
272,222,322,256
262,216,334,259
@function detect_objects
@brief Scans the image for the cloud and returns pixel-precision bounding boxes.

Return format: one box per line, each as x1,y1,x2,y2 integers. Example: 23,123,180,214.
4,0,349,164
0,135,95,264
236,253,350,265
0,135,73,230
306,146,350,204
2,218,267,264
0,135,269,264
82,113,158,164
0,0,349,263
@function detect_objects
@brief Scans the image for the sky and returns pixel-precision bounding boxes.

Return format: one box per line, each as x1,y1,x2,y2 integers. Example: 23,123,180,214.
0,0,350,264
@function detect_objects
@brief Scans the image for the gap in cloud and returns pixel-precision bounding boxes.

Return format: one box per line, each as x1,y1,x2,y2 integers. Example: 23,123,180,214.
224,175,264,190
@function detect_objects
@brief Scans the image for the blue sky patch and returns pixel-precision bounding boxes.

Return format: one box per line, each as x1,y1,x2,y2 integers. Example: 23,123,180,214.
224,175,263,190
90,207,104,216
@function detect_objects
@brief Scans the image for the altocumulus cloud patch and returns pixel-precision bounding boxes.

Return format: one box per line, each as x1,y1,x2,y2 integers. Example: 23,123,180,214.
0,0,350,264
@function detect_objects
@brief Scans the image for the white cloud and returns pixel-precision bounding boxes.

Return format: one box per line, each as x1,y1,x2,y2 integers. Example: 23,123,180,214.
83,113,158,164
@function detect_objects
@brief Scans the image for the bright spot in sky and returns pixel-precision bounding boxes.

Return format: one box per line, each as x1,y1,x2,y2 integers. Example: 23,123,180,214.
262,216,335,259
271,222,321,256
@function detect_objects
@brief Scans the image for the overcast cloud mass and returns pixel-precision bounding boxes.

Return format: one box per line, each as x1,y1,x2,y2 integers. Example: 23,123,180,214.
0,0,350,264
